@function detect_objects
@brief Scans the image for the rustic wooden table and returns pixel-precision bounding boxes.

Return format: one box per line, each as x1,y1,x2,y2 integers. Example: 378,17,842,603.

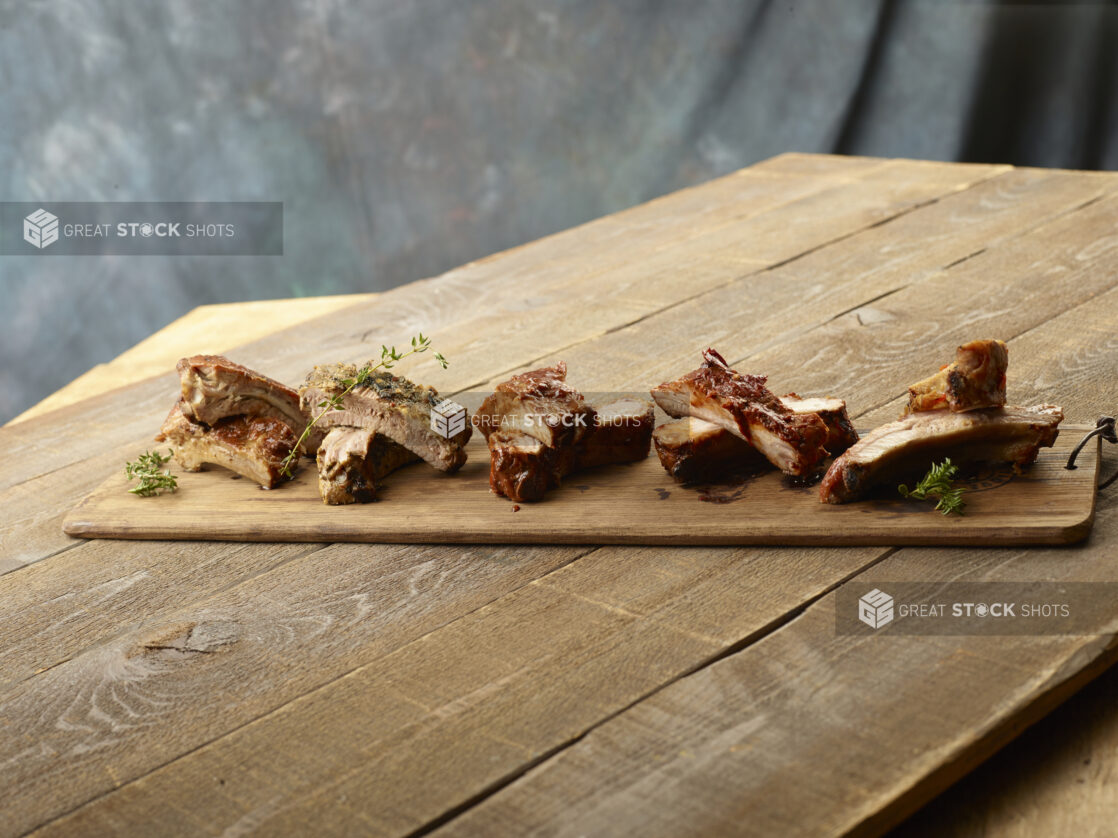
3,153,1117,837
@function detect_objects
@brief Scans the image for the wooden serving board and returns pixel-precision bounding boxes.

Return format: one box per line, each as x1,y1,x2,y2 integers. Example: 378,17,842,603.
64,425,1100,545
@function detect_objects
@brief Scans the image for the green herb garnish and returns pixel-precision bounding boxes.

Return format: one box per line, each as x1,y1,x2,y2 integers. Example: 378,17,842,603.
125,449,178,497
280,333,448,477
899,458,966,515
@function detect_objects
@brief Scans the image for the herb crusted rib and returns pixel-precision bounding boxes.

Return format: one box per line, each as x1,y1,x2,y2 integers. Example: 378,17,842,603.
299,363,471,473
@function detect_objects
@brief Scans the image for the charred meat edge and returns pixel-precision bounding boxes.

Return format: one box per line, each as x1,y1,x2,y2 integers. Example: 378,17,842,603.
905,339,1008,415
299,363,470,473
819,404,1063,504
650,349,831,476
156,401,298,489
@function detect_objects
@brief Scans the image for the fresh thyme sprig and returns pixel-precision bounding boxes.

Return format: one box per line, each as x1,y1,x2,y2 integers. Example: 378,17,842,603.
125,449,178,497
898,458,966,516
280,333,448,477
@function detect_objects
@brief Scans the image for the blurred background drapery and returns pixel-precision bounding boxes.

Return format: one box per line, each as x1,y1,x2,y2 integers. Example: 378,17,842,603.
2,0,1116,421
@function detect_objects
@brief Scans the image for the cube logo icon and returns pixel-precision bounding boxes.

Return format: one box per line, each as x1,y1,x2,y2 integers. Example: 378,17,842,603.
24,208,59,249
430,399,467,439
858,588,894,629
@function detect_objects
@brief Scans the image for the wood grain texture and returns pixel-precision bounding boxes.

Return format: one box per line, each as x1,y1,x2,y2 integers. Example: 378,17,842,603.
32,285,1118,837
5,154,1118,838
64,428,1099,547
424,280,1118,838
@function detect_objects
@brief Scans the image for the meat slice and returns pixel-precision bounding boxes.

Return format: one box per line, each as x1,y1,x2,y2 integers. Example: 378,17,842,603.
156,401,297,489
476,362,593,447
820,404,1063,504
653,418,769,482
299,364,471,473
482,368,654,502
651,349,830,477
487,431,574,502
315,427,420,505
780,394,859,456
905,339,1008,415
176,355,317,452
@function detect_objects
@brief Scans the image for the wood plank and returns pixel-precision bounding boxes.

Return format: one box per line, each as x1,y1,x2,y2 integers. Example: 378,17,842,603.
0,542,591,837
432,528,1118,838
62,427,1098,547
21,543,890,838
27,280,1118,838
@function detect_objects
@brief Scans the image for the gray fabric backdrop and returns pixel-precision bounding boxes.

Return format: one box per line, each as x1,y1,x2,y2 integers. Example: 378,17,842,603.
3,0,1116,421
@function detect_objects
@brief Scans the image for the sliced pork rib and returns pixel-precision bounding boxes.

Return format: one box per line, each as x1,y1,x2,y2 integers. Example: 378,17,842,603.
300,364,470,472
651,349,831,477
316,427,419,505
820,404,1063,504
156,401,297,489
905,339,1008,415
779,394,859,456
653,418,769,482
482,366,654,502
176,355,317,453
476,362,593,447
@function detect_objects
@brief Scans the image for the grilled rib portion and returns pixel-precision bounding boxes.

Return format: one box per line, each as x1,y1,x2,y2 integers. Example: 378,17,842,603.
651,349,831,477
156,401,297,489
176,355,317,452
482,368,654,502
476,362,593,447
653,418,768,482
299,364,470,473
779,394,859,456
905,339,1008,415
820,404,1063,504
315,427,419,505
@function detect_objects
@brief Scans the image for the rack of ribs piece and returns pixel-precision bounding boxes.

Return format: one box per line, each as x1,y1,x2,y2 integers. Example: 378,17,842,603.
820,404,1063,504
176,355,318,453
650,349,837,477
315,427,420,504
481,364,654,502
156,402,298,489
905,339,1008,415
300,363,471,473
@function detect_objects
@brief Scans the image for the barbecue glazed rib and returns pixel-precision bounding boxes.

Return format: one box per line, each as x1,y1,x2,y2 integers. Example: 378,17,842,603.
779,394,859,456
488,397,654,502
299,364,471,473
651,349,831,477
316,427,419,505
176,355,317,452
819,404,1063,504
476,362,593,447
156,401,298,489
482,367,654,502
905,339,1008,415
653,418,769,482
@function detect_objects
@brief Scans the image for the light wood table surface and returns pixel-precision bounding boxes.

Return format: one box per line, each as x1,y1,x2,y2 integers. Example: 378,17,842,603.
3,153,1117,837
